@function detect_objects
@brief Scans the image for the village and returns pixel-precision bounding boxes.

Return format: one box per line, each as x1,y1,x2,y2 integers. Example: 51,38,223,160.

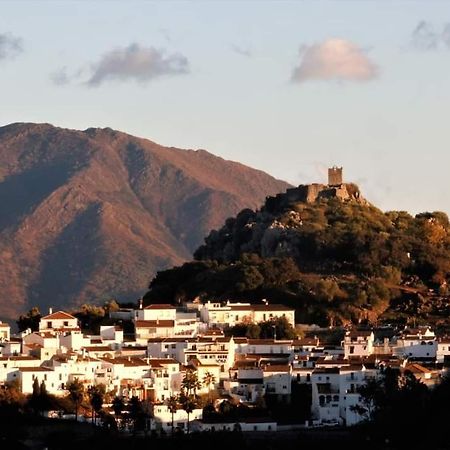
1,299,450,434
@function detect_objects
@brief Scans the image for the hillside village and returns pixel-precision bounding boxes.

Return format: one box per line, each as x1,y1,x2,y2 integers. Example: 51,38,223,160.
1,298,450,434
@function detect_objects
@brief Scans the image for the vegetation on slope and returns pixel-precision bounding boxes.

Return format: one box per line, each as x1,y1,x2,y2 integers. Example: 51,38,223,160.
145,193,450,326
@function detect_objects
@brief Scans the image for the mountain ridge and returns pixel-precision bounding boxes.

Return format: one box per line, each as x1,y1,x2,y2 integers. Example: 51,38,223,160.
0,122,291,319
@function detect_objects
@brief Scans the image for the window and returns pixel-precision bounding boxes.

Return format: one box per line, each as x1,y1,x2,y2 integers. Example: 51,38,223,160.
306,374,311,382
349,346,354,354
63,321,69,327
47,321,52,328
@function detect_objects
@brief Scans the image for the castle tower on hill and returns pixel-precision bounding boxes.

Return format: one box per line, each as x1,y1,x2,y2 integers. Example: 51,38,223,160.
328,166,343,186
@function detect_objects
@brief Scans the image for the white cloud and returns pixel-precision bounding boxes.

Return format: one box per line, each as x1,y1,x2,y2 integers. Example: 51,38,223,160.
0,32,23,61
291,38,378,83
86,43,189,87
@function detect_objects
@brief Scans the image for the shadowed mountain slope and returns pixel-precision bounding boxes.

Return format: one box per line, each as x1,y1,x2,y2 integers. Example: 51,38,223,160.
0,123,290,318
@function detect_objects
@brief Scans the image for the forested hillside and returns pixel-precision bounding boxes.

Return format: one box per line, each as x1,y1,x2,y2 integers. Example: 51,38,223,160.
145,188,450,326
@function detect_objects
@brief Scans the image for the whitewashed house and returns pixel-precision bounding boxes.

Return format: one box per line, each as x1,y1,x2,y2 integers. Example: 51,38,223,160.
436,338,450,364
343,330,374,358
39,310,79,332
200,301,295,328
0,322,11,342
393,327,437,360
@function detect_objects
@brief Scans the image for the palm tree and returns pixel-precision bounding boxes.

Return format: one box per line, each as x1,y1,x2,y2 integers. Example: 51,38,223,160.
166,395,178,435
88,384,105,425
202,371,216,401
179,389,197,434
66,379,84,422
128,396,143,434
181,370,202,395
112,396,125,427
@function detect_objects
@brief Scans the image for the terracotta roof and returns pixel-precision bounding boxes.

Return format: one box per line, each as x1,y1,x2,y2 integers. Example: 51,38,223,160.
341,364,364,372
405,363,431,374
135,320,175,328
262,364,291,372
19,367,53,372
84,346,113,352
144,304,176,310
0,356,39,361
0,323,10,328
41,311,77,320
247,339,292,345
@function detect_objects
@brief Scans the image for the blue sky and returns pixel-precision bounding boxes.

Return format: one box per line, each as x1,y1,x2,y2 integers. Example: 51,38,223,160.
1,1,449,214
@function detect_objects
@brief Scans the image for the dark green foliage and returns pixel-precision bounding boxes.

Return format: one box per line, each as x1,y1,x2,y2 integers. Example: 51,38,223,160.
145,195,450,326
227,316,296,340
355,369,450,447
16,307,41,332
88,384,105,424
66,379,85,422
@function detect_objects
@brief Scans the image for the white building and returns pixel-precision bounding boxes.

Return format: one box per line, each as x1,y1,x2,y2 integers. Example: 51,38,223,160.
0,322,11,342
310,361,378,426
343,330,374,358
200,301,295,328
437,338,450,364
39,310,79,332
152,404,203,433
393,327,437,360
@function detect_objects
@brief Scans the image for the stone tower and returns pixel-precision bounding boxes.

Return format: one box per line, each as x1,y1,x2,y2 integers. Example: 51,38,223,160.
328,166,343,186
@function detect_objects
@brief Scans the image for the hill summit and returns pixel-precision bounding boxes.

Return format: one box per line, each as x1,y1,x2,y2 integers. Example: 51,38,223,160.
0,123,290,319
146,168,450,327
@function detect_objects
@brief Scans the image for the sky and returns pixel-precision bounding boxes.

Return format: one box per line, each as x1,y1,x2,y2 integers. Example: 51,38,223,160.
1,0,449,215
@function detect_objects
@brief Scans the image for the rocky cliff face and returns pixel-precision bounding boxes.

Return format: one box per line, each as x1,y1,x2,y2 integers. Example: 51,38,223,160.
194,181,370,264
0,123,290,319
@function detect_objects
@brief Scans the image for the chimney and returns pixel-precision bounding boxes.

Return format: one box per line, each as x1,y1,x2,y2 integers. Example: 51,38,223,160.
139,298,143,310
49,307,53,315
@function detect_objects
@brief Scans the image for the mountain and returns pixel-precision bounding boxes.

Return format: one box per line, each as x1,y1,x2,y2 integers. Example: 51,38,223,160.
0,123,290,319
145,182,450,327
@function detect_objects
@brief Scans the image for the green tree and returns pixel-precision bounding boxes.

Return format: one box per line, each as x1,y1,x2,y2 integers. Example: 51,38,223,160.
128,396,144,434
202,371,216,400
259,316,297,340
66,379,84,422
166,395,179,435
179,389,197,434
17,307,41,332
88,384,105,425
181,370,202,395
111,396,125,426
